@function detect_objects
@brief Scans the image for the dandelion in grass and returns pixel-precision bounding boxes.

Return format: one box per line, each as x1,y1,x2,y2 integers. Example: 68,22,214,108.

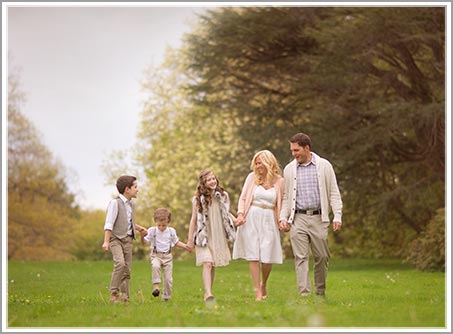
385,273,396,283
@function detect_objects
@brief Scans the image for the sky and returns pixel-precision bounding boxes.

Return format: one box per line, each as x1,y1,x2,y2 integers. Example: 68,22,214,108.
5,4,210,210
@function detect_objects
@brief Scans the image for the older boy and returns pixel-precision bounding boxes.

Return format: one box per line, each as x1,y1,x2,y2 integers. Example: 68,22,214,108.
102,175,146,303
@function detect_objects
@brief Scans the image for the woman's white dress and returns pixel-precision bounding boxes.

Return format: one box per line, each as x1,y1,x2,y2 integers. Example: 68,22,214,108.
195,197,231,267
233,186,283,264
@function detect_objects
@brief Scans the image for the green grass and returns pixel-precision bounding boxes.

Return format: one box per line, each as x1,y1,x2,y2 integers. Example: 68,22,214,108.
7,258,446,329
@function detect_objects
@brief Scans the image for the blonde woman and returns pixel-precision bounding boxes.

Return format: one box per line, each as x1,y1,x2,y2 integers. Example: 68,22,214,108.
187,169,236,303
233,150,284,301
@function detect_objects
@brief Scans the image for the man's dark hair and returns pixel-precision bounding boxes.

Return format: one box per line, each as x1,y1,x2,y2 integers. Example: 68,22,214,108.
290,132,312,149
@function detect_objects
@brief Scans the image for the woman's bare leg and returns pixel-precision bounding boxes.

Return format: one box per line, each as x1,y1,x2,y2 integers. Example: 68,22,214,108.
249,261,262,301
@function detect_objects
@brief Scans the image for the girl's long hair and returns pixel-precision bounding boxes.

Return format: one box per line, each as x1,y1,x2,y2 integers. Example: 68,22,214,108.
195,169,225,213
251,150,281,186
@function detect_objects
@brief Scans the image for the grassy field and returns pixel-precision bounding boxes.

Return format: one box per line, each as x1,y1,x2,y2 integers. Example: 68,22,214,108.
6,258,446,329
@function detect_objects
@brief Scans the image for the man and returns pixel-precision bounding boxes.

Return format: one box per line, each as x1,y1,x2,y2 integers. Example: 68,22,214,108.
279,132,343,297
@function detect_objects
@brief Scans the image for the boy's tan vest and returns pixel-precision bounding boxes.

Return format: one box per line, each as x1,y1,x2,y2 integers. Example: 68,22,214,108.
111,198,136,239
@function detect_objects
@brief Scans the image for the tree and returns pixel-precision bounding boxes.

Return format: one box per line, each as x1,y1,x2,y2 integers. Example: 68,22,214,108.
128,6,445,262
311,7,445,256
406,208,445,271
8,73,80,260
182,6,445,259
133,50,253,258
185,7,327,162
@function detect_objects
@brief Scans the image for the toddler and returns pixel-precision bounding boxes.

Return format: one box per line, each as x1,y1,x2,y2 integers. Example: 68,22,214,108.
141,208,189,301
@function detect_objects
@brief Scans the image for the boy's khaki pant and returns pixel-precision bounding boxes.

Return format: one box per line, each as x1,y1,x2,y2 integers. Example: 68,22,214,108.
151,252,173,300
290,214,330,296
109,235,133,298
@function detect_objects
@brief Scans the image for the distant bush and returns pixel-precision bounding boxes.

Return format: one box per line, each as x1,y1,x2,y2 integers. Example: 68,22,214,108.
406,208,445,272
69,209,110,261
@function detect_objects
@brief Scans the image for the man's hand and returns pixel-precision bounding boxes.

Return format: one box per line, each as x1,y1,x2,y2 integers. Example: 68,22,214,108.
279,220,290,232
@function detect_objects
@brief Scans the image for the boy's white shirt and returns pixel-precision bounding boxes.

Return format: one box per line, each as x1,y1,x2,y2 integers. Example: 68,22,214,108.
144,226,179,253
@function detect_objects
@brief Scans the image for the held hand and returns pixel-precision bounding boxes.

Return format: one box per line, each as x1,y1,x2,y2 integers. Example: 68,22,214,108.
187,240,194,252
135,224,146,233
333,221,342,232
235,219,245,226
235,213,245,226
279,221,290,232
235,216,246,226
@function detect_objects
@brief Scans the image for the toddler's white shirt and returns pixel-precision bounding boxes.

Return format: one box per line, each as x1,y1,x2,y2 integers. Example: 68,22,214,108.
144,226,179,253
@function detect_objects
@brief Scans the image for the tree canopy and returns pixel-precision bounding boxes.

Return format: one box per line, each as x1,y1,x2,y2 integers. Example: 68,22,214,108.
136,6,445,263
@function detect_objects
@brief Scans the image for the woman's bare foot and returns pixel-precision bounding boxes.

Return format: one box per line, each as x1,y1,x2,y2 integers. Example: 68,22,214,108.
261,284,268,300
255,288,263,301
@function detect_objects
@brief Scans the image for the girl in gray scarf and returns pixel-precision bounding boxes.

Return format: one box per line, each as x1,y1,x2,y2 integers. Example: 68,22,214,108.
187,169,236,303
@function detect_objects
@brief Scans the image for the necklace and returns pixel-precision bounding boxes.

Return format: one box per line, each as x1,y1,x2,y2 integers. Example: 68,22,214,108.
262,180,272,189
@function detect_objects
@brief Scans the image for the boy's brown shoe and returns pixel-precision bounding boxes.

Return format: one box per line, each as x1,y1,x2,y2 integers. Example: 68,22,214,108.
110,293,119,303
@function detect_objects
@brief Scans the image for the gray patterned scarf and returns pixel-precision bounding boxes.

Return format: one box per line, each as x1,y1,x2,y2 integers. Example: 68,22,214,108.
194,191,236,247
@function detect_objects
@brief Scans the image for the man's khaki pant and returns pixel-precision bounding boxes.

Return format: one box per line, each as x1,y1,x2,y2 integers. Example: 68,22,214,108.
150,252,173,300
290,214,330,295
109,235,133,298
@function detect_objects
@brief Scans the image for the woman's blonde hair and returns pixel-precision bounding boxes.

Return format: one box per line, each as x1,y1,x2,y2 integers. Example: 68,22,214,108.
250,150,281,186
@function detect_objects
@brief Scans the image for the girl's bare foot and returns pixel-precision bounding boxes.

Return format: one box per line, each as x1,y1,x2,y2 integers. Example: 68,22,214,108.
204,294,215,302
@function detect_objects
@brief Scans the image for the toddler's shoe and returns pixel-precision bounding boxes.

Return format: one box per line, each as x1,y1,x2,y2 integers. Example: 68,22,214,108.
152,289,160,297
